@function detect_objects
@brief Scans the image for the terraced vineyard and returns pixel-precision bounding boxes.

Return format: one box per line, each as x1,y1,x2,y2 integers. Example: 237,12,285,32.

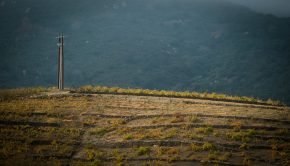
0,90,290,165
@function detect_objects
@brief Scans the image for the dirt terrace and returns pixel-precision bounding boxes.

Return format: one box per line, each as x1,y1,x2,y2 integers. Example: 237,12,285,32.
0,93,289,165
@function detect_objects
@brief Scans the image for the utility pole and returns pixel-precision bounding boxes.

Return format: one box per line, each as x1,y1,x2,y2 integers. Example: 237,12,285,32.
57,35,64,90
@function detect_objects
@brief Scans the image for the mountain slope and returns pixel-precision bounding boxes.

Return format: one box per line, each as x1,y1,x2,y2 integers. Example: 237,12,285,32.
0,0,290,104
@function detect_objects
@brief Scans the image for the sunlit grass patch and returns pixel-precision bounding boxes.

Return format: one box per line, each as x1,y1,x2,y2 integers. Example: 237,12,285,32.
227,129,267,143
83,148,105,164
188,133,204,140
0,87,47,101
0,86,288,165
138,128,165,139
170,113,185,123
150,117,169,124
75,85,285,106
163,128,178,138
195,126,213,135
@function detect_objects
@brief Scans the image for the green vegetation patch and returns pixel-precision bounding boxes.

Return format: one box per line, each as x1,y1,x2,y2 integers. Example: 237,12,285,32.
123,134,133,140
136,147,151,156
189,115,201,123
88,127,112,136
189,142,214,151
195,126,213,135
207,151,232,162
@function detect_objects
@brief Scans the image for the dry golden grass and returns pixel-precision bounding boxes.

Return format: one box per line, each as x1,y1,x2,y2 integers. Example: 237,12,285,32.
75,85,285,106
0,88,289,165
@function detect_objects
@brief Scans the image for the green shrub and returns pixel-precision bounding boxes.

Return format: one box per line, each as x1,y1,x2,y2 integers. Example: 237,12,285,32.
189,133,203,140
123,134,133,140
136,147,151,156
196,126,213,135
89,128,111,136
202,142,214,150
189,115,200,123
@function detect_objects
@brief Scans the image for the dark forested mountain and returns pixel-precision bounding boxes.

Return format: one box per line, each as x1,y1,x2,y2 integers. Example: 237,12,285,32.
1,0,290,103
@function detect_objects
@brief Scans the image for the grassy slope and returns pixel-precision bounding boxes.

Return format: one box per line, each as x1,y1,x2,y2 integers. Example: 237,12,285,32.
0,88,289,165
74,85,284,106
1,86,284,106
